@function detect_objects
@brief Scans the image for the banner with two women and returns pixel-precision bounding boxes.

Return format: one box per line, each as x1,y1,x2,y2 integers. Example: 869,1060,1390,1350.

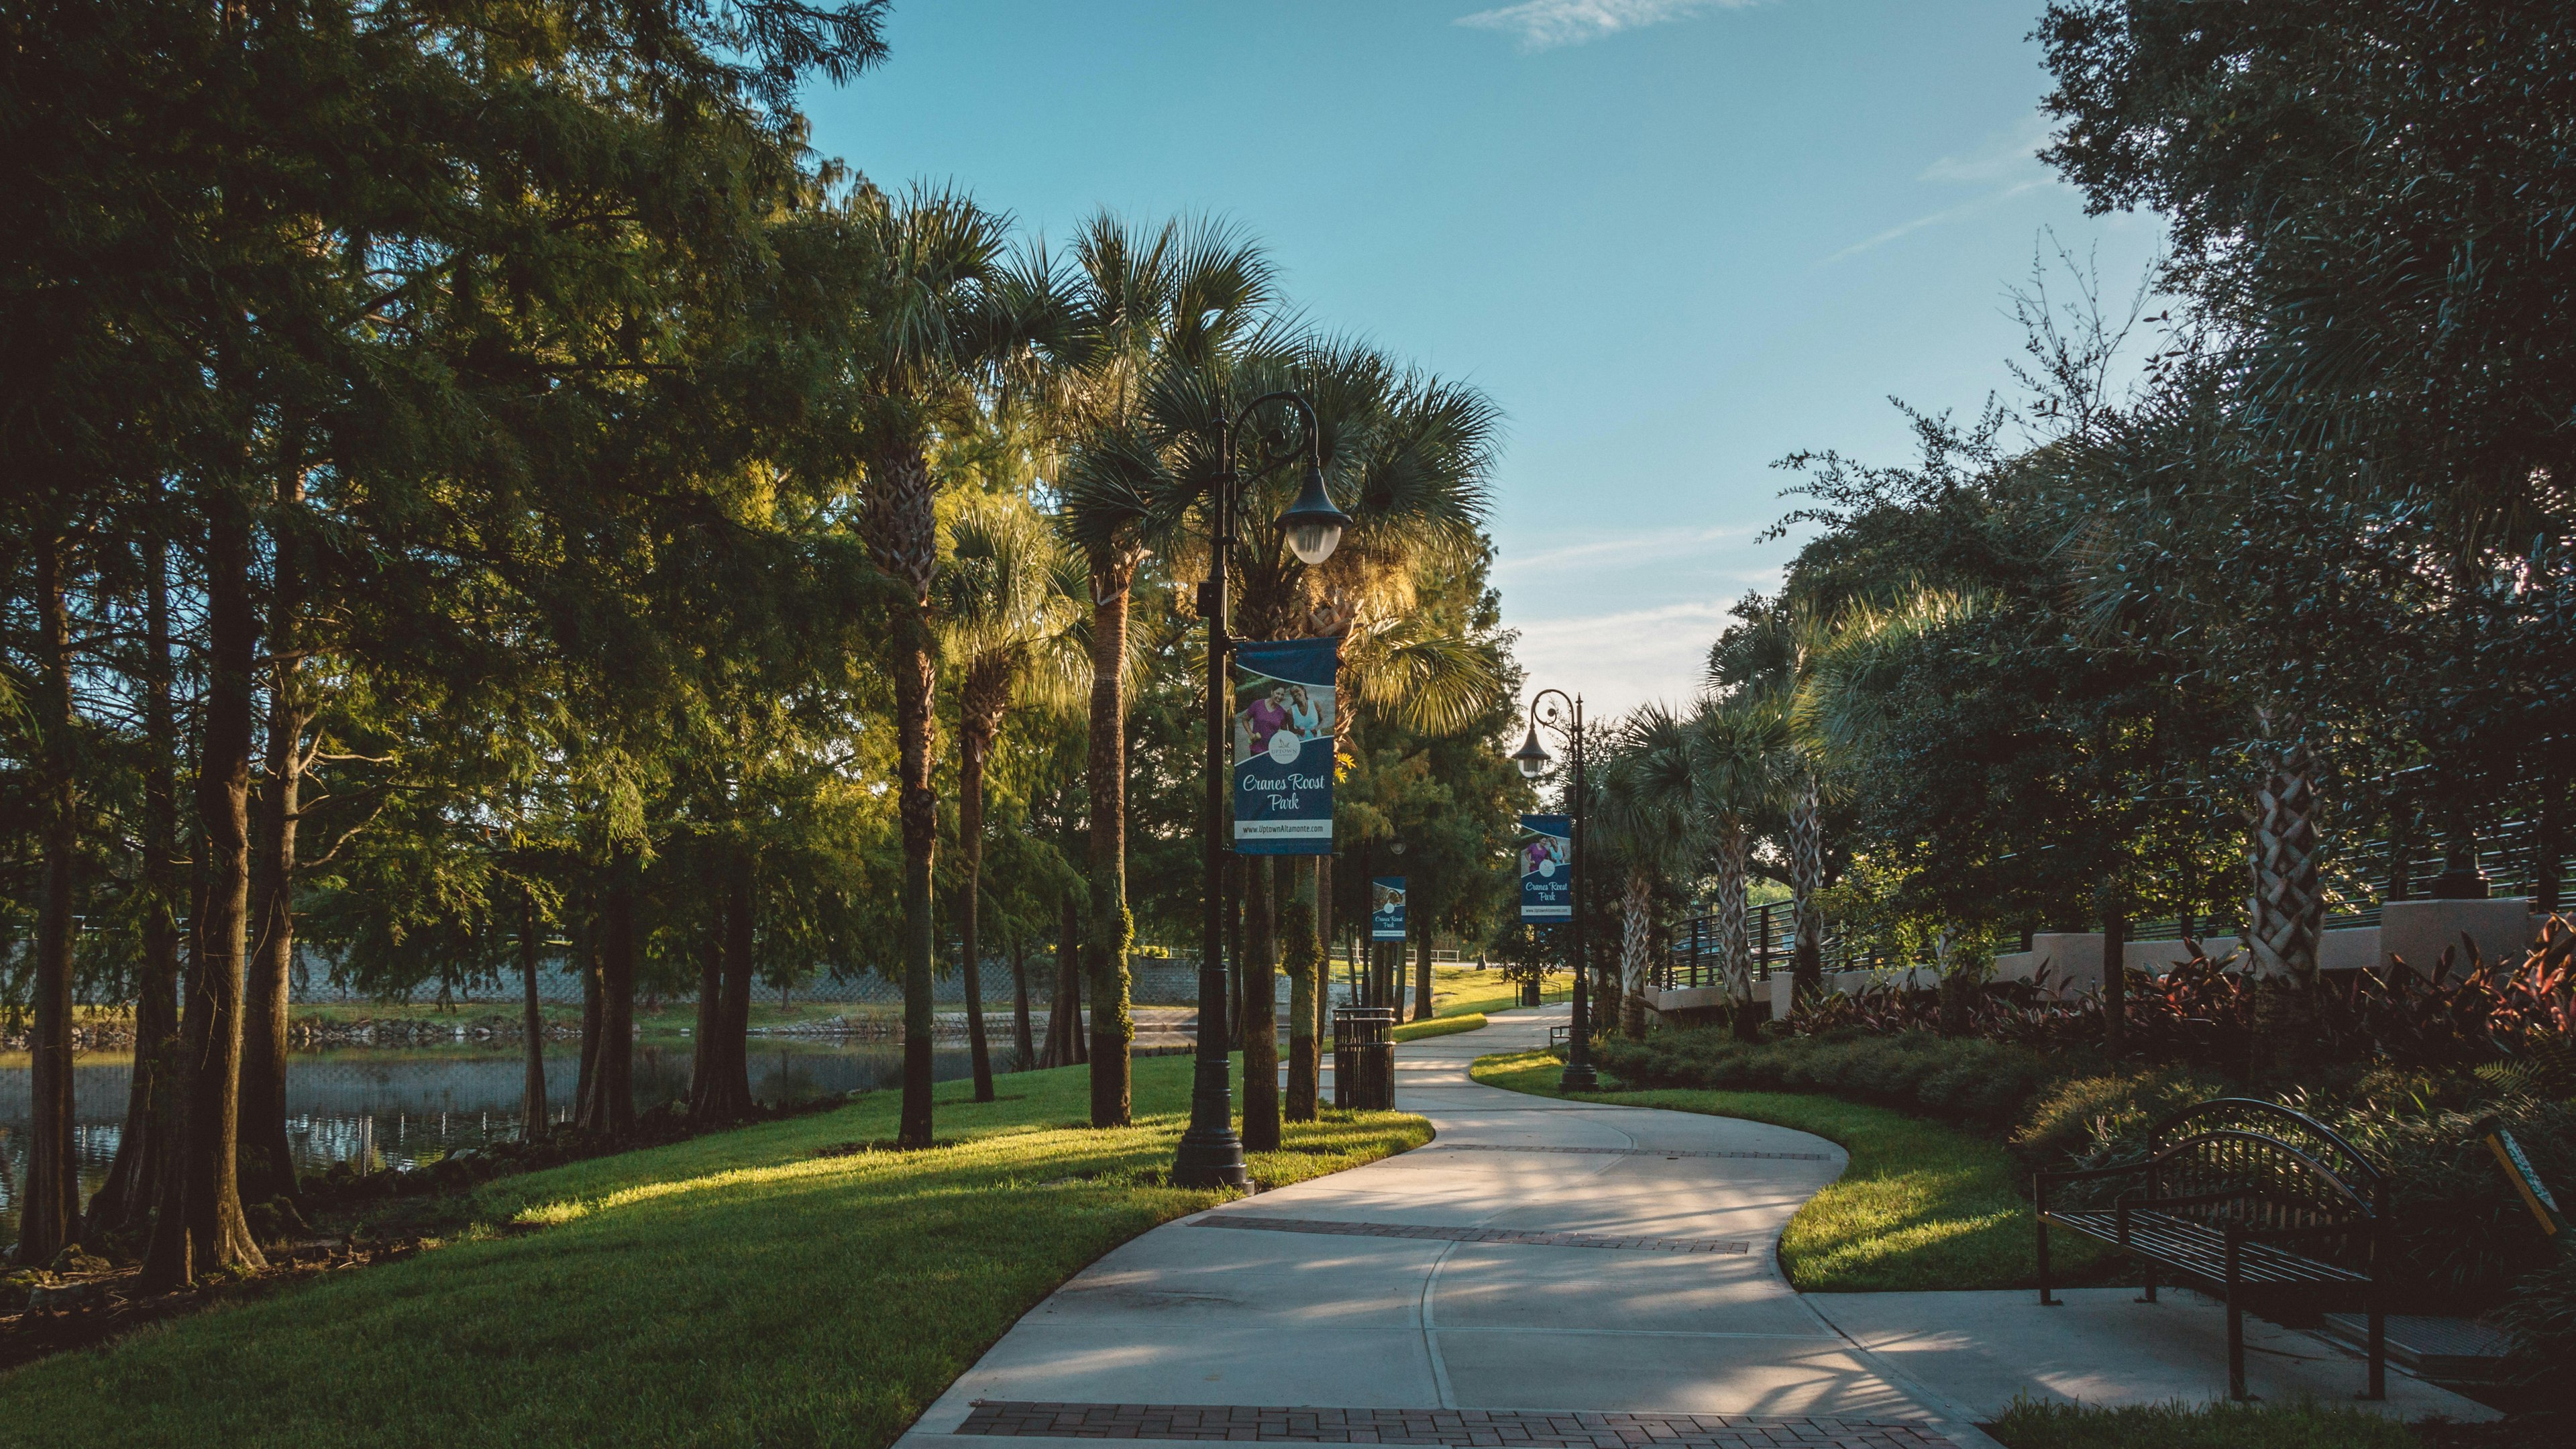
1231,636,1339,855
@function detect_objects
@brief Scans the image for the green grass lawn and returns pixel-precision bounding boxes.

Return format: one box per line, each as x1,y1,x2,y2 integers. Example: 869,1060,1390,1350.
1430,964,1562,1018
1470,1049,2106,1292
1985,1399,2422,1449
1392,1012,1486,1042
290,997,889,1038
2,1056,1429,1449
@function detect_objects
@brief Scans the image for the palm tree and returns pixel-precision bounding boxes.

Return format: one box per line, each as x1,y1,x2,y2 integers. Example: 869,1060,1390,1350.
938,488,1087,1101
1690,694,1794,1036
1593,704,1714,1038
1045,212,1275,1128
1071,333,1501,1142
839,183,1055,1147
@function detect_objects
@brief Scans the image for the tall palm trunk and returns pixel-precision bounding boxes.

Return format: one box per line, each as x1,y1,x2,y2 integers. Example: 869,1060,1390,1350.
2100,904,2128,1057
2249,734,2324,1067
1621,871,1654,1038
865,443,945,1148
1314,855,1334,1046
1283,863,1320,1123
19,528,81,1265
518,883,547,1137
959,659,1009,1103
146,490,268,1288
1084,560,1136,1126
1242,857,1281,1150
1714,816,1760,1039
1788,769,1825,1002
97,529,184,1230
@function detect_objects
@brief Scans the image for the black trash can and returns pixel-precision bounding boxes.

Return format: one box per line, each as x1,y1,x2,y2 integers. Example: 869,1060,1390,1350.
1332,1006,1397,1110
1520,980,1542,1007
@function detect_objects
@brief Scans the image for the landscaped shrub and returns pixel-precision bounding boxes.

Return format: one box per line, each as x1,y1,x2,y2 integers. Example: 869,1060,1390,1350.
1591,1027,2072,1130
2498,1244,2576,1376
2007,1065,2229,1171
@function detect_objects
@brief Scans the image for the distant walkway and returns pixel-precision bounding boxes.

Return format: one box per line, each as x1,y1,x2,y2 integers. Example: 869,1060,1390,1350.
896,1008,2002,1449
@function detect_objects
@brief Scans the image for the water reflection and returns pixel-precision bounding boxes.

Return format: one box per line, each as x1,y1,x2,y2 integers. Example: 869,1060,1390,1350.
0,1039,989,1247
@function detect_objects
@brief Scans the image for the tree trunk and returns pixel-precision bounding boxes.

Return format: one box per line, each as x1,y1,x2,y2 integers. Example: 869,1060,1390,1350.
1055,895,1087,1066
1227,853,1246,1048
1284,865,1319,1124
689,894,724,1114
893,596,940,1147
19,528,81,1265
95,530,183,1231
713,860,756,1117
1010,938,1035,1071
519,884,547,1138
1714,817,1758,1036
1621,871,1653,1038
1788,770,1825,1002
1414,914,1435,1024
1242,855,1280,1151
239,457,307,1214
580,855,639,1140
2100,905,2128,1057
2249,735,2324,1069
574,930,601,1115
144,491,268,1287
1085,562,1135,1126
960,670,1006,1104
1314,855,1334,1048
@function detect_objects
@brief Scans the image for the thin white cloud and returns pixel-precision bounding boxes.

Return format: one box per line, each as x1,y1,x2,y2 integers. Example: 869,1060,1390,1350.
1506,599,1748,720
1918,114,2054,185
1823,117,2063,264
1456,0,1765,52
1495,524,1756,577
1822,180,2049,264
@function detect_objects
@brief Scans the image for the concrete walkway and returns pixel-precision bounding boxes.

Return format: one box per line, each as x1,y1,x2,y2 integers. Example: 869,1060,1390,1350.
898,1008,2005,1449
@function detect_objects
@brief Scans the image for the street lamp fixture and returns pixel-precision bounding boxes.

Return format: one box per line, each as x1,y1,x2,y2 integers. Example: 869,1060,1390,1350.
1509,724,1552,780
1279,462,1349,566
1173,390,1346,1191
1515,689,1596,1092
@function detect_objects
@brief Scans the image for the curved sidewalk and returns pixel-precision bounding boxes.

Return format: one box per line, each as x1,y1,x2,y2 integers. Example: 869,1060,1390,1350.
896,1008,2001,1449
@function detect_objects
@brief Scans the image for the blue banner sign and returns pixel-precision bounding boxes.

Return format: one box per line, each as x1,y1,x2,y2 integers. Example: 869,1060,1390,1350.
1518,814,1572,921
1230,636,1340,856
1371,877,1407,941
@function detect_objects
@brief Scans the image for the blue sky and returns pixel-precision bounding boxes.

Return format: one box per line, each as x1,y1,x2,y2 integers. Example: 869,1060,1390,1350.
801,0,2164,716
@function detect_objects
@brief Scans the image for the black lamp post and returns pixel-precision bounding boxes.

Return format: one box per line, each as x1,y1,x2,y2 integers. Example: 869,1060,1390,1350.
1509,690,1596,1091
1172,391,1351,1190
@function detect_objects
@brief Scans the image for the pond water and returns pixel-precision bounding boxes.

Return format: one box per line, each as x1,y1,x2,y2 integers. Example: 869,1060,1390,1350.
0,1038,990,1248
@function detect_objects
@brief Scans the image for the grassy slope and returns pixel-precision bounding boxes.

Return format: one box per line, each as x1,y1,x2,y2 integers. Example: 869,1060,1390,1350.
1393,1013,1485,1042
1430,964,1561,1019
3,1056,1429,1449
1470,1050,2106,1292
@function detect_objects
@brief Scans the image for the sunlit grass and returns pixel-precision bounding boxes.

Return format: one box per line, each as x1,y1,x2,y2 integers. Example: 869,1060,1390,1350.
1393,1012,1486,1042
1470,1049,2106,1292
1,1054,1429,1449
1985,1397,2420,1448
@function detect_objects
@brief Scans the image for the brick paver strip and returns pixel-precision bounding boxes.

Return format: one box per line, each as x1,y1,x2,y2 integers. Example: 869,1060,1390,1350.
1424,1145,1829,1163
1191,1216,1750,1254
954,1402,1957,1448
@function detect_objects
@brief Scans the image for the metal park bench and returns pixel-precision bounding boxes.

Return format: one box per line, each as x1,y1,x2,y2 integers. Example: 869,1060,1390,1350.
2035,1097,2385,1401
1548,1023,1570,1048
